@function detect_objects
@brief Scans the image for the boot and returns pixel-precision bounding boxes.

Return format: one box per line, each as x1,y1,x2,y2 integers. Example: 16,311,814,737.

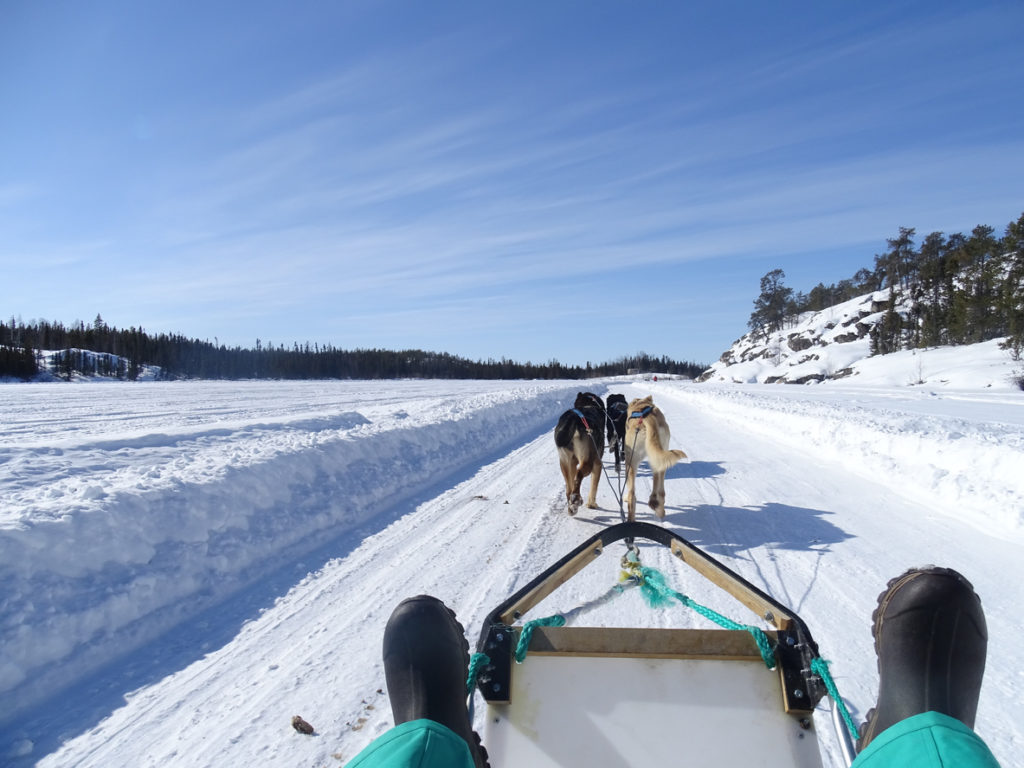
382,595,489,767
857,567,987,752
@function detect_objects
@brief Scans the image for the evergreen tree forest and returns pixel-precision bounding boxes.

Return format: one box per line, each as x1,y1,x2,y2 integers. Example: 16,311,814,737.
748,212,1024,360
0,314,706,382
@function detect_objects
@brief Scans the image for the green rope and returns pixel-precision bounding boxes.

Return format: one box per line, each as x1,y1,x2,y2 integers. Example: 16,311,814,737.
491,564,866,750
638,566,777,668
811,657,859,743
508,569,776,669
467,652,490,696
514,615,566,662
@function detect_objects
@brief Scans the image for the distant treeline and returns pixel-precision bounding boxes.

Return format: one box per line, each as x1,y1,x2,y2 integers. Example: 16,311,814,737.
748,211,1024,358
0,317,707,381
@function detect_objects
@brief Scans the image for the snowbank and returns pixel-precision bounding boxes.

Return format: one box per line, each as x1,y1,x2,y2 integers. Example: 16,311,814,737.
661,382,1024,537
0,380,582,722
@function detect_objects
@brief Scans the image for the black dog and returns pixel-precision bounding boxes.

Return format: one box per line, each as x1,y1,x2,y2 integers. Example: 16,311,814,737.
574,391,605,415
553,392,606,515
605,393,628,473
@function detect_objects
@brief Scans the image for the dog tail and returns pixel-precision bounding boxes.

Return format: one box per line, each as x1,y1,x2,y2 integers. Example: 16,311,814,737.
643,419,689,472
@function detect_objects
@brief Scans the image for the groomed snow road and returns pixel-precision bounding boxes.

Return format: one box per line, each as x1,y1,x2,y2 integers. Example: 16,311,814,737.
5,379,1021,768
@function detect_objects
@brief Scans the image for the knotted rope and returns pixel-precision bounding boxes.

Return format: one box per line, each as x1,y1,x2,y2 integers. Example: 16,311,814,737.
634,566,777,668
514,615,566,662
466,652,491,696
498,564,776,670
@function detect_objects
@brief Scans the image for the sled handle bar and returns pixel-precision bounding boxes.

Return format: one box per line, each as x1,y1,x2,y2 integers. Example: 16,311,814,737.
484,521,808,636
476,521,826,712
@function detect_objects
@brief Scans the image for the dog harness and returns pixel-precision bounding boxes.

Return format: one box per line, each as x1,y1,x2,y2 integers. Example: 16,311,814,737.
571,408,593,432
630,405,654,420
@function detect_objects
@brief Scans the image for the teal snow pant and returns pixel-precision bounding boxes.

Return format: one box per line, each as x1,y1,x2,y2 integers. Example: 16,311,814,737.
346,711,1000,768
852,711,1000,767
345,720,474,768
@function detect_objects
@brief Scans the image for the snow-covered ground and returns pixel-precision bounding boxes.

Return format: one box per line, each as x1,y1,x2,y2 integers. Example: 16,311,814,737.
1,366,1022,767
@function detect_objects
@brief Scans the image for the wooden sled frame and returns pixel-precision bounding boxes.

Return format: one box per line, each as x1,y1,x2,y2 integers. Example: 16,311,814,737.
474,522,828,714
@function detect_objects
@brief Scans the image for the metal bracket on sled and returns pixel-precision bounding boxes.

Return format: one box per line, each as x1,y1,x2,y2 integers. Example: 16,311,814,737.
775,628,826,714
477,623,514,703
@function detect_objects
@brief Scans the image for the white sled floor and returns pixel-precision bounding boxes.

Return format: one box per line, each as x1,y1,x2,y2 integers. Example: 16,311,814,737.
483,626,823,768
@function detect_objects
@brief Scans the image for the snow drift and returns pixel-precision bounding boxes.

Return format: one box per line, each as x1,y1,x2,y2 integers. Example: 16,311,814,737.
0,380,581,721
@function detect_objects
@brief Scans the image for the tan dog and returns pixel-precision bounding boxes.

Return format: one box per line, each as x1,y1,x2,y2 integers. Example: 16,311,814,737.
622,395,688,521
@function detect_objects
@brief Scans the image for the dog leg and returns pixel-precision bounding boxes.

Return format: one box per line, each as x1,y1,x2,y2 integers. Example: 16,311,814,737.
568,460,587,516
648,470,666,519
574,459,592,511
585,458,601,509
559,451,578,515
569,474,582,516
569,494,581,515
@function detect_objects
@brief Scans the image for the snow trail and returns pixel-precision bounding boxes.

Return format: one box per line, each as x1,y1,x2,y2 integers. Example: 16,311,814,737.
1,378,1020,767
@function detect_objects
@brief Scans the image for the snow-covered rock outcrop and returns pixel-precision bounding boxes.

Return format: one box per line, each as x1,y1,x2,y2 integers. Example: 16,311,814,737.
697,291,1018,388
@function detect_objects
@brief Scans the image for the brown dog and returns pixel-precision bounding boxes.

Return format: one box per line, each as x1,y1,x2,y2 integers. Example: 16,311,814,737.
553,393,605,515
622,395,688,521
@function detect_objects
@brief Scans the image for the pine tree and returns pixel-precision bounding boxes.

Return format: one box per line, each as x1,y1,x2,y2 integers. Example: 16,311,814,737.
748,269,793,340
1000,214,1024,359
916,231,949,347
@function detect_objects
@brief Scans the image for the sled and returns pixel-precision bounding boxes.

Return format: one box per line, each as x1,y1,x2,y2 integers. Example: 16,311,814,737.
473,522,857,768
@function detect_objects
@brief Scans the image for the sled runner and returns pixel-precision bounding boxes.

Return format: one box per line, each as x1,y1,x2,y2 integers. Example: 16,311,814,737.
472,522,856,768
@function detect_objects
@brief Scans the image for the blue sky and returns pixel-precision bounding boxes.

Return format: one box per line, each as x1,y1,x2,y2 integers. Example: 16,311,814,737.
2,1,1022,367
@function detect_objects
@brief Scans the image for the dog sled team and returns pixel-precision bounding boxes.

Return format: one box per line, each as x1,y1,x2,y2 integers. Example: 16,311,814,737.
348,390,1001,768
554,390,688,520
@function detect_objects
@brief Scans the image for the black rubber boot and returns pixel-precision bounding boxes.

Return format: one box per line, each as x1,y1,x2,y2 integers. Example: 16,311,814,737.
382,595,489,768
857,567,988,752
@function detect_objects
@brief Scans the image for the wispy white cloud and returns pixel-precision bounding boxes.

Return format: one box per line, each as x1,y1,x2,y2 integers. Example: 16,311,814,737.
4,2,1022,363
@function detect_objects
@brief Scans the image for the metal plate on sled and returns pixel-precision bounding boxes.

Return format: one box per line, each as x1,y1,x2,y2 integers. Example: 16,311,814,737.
483,654,823,768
